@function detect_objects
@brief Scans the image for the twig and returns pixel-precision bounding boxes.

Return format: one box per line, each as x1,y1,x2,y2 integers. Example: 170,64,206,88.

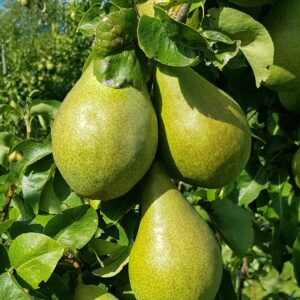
236,257,248,300
0,184,15,222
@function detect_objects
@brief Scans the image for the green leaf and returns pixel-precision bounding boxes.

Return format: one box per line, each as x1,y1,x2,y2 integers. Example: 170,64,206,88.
9,220,43,240
138,6,205,66
236,164,271,206
93,49,146,89
112,0,134,7
0,244,10,274
206,198,254,257
92,213,136,278
74,284,107,299
0,104,17,116
203,30,235,44
30,100,61,119
156,0,201,10
78,3,119,37
202,29,241,69
92,8,137,57
39,178,67,214
8,233,64,289
44,205,98,249
266,175,300,246
31,214,54,228
293,232,300,287
37,273,71,299
209,7,274,87
100,190,138,225
89,239,125,257
0,272,32,300
22,155,55,214
0,218,16,235
88,6,145,89
10,138,52,181
52,170,82,208
93,246,131,278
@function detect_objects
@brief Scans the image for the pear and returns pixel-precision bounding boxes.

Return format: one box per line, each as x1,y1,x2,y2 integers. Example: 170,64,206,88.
263,0,300,91
154,65,251,188
52,62,158,201
278,91,300,114
228,0,271,7
292,148,300,189
129,161,223,300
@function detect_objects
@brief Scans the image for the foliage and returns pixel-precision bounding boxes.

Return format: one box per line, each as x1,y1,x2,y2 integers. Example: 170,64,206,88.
0,0,300,299
0,0,91,139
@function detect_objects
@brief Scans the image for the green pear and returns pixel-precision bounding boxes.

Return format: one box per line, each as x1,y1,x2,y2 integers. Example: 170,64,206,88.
263,0,300,91
129,161,223,300
52,62,158,201
278,91,300,114
154,65,251,188
228,0,271,7
292,148,300,189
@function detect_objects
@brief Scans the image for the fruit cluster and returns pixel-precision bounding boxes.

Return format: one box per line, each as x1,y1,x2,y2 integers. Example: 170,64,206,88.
52,62,250,300
51,0,300,299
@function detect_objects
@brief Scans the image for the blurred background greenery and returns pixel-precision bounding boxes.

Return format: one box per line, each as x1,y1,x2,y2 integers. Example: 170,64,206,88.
0,0,91,139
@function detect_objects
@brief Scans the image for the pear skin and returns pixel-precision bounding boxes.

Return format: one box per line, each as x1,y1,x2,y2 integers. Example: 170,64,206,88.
129,161,223,300
155,65,251,188
52,63,158,201
263,0,300,91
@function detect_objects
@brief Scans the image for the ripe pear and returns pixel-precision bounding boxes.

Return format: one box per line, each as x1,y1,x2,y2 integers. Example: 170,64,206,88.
278,91,300,114
52,62,158,201
228,0,271,7
129,161,223,300
263,0,300,91
292,148,300,189
154,65,251,188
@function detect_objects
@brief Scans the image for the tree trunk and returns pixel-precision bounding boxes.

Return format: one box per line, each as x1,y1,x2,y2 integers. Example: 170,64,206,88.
1,43,7,76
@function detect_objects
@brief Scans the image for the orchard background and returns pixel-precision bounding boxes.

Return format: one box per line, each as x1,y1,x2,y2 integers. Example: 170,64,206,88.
0,0,300,299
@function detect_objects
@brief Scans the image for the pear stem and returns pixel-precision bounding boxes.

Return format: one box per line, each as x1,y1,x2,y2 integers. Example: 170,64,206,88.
177,181,183,192
0,184,14,222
